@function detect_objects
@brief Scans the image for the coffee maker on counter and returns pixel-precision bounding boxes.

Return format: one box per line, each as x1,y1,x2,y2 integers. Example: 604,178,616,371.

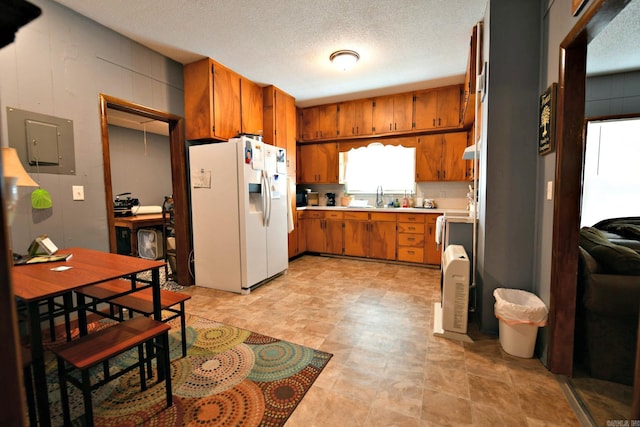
325,192,336,206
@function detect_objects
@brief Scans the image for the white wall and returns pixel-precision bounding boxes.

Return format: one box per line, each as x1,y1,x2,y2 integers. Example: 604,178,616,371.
0,0,184,253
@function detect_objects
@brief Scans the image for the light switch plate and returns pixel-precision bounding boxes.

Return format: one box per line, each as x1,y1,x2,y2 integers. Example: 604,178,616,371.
72,185,84,201
546,181,553,200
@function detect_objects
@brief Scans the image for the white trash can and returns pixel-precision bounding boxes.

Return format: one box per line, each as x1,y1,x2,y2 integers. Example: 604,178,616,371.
493,288,548,358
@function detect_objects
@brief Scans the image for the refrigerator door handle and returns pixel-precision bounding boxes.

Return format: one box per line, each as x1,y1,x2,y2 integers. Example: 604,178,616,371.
265,172,272,227
260,170,267,226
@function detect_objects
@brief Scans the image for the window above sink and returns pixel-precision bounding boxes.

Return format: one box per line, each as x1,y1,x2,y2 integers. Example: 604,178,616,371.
340,143,415,194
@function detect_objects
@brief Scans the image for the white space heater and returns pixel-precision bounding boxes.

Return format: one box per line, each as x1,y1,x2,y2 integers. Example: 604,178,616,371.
440,244,470,334
137,228,164,260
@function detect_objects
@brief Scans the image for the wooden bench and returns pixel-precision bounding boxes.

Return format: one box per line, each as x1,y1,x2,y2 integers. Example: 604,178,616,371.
111,287,190,357
51,316,172,426
75,279,190,358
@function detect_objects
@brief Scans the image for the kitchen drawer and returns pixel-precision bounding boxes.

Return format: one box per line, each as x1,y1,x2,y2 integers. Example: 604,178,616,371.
370,212,396,222
397,213,425,223
398,233,425,246
325,211,343,220
298,210,324,219
343,211,369,221
397,247,425,263
397,222,425,234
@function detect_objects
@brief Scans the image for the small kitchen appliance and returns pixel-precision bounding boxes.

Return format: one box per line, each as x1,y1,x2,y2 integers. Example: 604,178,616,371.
307,191,319,206
296,188,308,207
325,192,336,206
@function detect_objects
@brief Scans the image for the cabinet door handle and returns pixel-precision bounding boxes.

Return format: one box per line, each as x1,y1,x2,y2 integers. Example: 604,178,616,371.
433,119,436,126
408,237,415,241
389,123,392,131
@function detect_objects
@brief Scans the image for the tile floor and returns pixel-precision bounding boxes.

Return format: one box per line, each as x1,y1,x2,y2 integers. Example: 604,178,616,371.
182,255,582,426
570,370,633,426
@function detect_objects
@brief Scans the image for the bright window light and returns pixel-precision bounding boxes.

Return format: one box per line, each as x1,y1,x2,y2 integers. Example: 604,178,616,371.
340,143,415,194
581,117,640,227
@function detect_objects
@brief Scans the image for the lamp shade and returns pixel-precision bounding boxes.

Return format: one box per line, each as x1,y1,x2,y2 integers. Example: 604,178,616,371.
2,147,38,186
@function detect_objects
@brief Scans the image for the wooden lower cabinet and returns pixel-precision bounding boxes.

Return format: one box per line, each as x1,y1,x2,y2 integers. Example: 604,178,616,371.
344,212,396,260
300,210,343,255
296,209,443,265
397,213,426,263
425,214,442,265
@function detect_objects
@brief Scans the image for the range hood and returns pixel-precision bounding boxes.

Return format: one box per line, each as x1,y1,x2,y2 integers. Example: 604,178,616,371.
462,144,478,160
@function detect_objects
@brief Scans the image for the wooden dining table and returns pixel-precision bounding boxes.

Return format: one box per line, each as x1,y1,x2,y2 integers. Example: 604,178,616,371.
12,247,165,426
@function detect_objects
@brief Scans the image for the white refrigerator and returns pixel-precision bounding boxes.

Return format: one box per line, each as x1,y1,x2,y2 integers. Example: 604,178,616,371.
189,136,289,293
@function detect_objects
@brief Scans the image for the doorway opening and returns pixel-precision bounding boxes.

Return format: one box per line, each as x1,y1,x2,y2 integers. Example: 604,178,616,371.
99,94,193,286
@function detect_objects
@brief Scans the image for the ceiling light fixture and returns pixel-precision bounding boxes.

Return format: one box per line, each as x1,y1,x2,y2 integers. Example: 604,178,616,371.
330,50,360,71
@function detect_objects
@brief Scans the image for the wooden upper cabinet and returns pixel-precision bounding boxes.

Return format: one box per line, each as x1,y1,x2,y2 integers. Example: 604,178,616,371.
415,134,441,181
463,25,478,107
240,77,263,136
184,58,241,141
462,25,480,129
416,131,469,181
300,106,318,140
318,104,338,139
441,132,469,181
263,86,296,159
264,85,297,178
337,99,373,137
298,142,339,183
414,85,462,130
372,93,413,134
300,104,338,141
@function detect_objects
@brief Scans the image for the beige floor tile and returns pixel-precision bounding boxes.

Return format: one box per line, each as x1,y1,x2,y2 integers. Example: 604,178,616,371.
469,401,528,427
180,255,586,426
421,388,473,426
373,373,425,419
424,364,470,399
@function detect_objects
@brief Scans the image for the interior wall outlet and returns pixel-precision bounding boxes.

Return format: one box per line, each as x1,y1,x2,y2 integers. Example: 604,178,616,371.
546,181,553,201
72,185,84,201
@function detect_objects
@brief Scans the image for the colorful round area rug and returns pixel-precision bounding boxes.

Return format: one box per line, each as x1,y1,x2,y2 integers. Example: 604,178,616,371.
44,314,332,426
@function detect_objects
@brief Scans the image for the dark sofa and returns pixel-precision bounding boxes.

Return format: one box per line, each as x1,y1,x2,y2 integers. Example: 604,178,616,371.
576,220,640,385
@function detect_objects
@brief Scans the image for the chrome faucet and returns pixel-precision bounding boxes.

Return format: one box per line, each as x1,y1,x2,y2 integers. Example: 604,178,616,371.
375,185,384,208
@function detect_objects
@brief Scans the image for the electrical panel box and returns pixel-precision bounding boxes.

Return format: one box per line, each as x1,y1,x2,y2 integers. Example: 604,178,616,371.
7,107,76,175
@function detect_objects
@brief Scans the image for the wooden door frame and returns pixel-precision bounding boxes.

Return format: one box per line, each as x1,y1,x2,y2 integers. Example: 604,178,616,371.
547,0,630,375
99,94,193,286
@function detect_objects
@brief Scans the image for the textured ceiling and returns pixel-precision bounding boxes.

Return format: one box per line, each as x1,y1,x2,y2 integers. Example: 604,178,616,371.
50,0,639,130
586,0,640,76
51,0,489,107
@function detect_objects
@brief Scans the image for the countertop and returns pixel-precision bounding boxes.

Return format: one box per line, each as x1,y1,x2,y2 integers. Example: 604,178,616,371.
297,206,470,216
